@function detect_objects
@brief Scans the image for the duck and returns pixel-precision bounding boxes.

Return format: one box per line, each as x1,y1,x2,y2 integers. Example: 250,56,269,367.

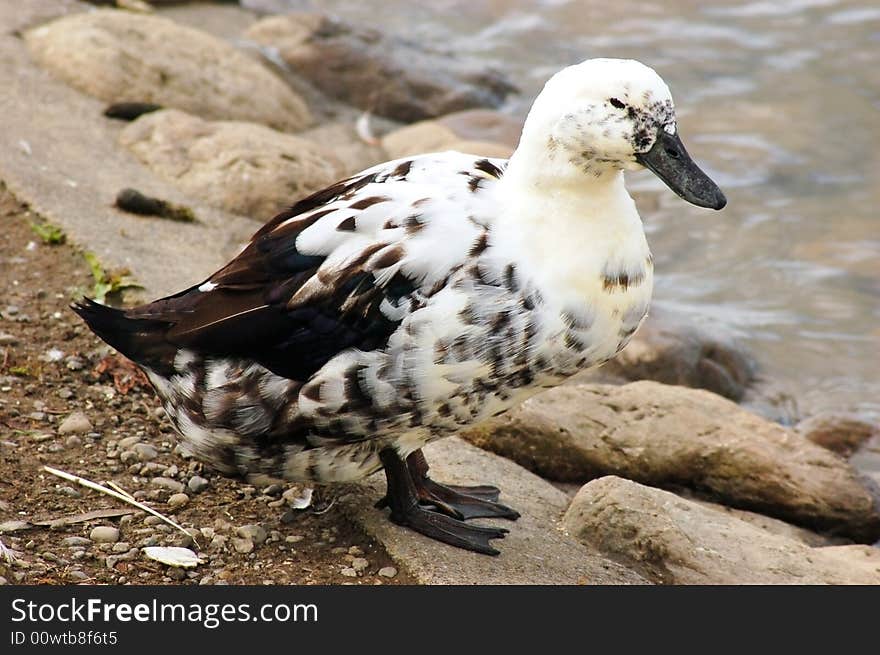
74,58,726,556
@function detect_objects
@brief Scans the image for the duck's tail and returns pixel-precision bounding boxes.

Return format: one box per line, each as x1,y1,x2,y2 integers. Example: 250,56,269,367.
70,298,174,376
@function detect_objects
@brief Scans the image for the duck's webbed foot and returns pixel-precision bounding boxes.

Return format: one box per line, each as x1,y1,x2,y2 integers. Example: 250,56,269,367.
377,449,518,556
401,449,520,521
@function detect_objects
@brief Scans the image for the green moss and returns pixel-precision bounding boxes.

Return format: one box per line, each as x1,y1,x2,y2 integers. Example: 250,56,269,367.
29,221,66,245
82,252,143,304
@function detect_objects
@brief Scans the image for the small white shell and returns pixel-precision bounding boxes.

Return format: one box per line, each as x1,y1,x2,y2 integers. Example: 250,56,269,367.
143,546,202,568
288,487,313,510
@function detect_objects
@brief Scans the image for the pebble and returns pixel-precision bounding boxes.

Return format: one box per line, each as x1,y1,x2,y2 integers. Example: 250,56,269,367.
0,332,19,346
262,483,284,497
89,526,120,543
67,570,89,582
56,485,81,498
167,567,187,581
64,435,82,449
61,536,91,547
231,537,254,554
119,450,138,465
187,476,209,494
111,542,131,553
285,535,304,544
118,436,141,448
236,524,268,545
340,567,358,578
65,356,85,371
0,520,31,533
151,477,185,494
57,387,74,400
351,557,369,573
348,546,364,556
378,566,398,578
167,493,189,509
132,443,158,461
58,412,93,435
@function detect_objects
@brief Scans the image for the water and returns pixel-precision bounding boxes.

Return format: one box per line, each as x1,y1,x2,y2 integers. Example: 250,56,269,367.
246,0,879,422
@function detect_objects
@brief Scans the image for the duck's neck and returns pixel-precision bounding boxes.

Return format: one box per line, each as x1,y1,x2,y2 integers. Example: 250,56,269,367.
490,146,651,308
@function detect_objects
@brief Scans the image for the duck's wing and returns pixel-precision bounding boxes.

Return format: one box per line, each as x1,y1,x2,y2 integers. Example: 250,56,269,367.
123,152,506,381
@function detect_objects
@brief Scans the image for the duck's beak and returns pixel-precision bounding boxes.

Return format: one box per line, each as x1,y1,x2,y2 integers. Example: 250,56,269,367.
635,130,726,210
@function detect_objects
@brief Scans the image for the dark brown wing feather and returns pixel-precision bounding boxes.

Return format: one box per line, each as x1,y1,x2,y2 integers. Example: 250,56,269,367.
120,172,415,381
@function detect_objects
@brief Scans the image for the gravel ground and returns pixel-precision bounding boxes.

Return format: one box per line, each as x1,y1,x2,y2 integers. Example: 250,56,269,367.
0,184,412,585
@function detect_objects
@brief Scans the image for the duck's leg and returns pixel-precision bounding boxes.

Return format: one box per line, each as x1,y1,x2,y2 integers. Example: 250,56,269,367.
406,450,502,502
404,449,520,521
379,449,509,556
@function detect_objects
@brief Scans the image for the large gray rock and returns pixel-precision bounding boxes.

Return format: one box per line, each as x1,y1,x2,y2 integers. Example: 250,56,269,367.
243,13,516,122
796,412,878,457
580,306,757,401
25,9,311,131
297,121,387,177
338,437,649,585
563,476,880,584
381,120,513,160
462,381,880,541
0,1,257,301
120,109,345,219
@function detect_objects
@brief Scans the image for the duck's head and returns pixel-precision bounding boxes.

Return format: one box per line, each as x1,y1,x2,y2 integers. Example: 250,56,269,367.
520,58,726,210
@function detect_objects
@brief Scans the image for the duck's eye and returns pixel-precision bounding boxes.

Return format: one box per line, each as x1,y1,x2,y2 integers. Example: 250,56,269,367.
609,97,625,109
665,147,681,160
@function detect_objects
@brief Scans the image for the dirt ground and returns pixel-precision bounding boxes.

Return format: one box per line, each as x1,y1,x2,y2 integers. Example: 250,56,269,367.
0,185,414,585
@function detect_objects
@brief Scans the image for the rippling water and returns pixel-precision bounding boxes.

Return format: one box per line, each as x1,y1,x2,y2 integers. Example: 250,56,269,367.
248,0,879,421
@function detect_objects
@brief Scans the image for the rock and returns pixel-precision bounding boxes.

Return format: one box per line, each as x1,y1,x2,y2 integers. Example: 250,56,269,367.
236,524,268,545
244,13,516,122
132,443,158,462
462,382,880,541
377,566,397,578
297,122,387,177
340,567,358,578
683,495,842,547
61,536,92,548
797,412,878,457
187,476,209,494
167,493,190,509
0,332,18,346
58,411,92,435
338,437,649,584
89,526,120,544
119,109,344,218
350,557,369,573
151,477,185,494
582,306,756,401
563,476,880,584
0,520,32,533
262,484,284,497
435,109,523,149
231,537,254,554
381,120,513,160
444,140,513,159
25,9,311,131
